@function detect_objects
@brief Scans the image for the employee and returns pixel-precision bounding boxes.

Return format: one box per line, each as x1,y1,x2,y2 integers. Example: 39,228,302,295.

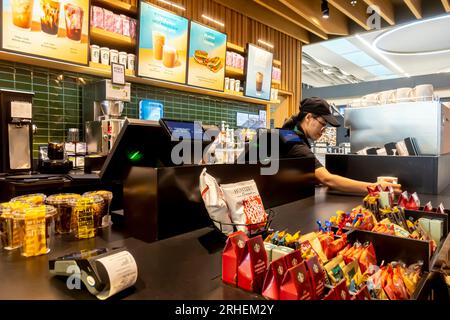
282,97,402,194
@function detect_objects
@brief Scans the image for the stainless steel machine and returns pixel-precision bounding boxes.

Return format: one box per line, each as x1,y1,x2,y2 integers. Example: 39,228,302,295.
83,80,131,156
0,89,35,173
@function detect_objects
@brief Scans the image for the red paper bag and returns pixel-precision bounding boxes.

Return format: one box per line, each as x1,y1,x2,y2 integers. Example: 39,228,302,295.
354,285,371,300
279,261,313,300
222,231,248,286
284,250,303,269
261,257,287,300
305,255,325,299
334,279,351,300
322,288,337,300
237,235,268,293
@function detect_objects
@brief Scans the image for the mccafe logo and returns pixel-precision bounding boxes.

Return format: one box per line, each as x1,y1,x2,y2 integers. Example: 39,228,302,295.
254,243,260,253
297,272,305,283
277,266,284,275
237,240,245,248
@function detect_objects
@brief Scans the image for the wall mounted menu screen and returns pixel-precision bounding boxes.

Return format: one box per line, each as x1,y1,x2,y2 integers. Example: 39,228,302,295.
244,44,273,101
1,0,89,64
138,1,188,84
187,21,226,91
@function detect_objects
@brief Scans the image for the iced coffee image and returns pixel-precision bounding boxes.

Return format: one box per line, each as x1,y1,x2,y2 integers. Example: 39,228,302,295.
256,72,264,93
40,0,60,35
64,3,84,41
152,31,165,60
11,0,34,29
162,45,177,68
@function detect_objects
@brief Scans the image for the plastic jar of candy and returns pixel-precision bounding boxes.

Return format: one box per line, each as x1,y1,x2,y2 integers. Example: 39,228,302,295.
16,205,57,257
0,202,31,250
11,193,47,206
46,193,81,234
69,196,104,239
83,190,113,227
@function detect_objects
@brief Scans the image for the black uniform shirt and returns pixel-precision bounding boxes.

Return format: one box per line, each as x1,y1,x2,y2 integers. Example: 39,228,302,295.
285,126,324,170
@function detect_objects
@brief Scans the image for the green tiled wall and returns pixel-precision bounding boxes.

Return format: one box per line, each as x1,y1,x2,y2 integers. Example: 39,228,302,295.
0,60,265,157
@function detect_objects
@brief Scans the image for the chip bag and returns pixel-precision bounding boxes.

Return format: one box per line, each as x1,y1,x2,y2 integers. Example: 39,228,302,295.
221,180,267,234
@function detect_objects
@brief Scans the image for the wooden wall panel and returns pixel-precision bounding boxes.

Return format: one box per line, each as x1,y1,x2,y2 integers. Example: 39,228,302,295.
142,0,302,115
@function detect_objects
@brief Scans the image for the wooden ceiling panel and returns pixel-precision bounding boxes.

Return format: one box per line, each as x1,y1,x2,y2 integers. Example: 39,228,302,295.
363,0,395,25
212,0,310,43
328,0,371,30
404,0,422,19
253,0,328,39
280,0,350,36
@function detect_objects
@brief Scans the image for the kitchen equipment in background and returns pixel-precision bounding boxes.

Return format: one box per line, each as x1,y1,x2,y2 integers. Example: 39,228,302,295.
38,141,73,174
83,80,131,156
0,90,34,174
139,100,164,121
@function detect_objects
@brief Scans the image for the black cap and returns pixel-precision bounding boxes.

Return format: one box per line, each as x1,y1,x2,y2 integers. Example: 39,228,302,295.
301,97,340,127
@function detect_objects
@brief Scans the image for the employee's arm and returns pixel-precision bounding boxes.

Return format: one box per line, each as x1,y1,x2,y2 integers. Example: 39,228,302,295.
315,166,402,194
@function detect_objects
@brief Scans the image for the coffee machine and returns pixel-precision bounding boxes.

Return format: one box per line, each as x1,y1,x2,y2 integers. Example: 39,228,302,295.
83,80,131,156
0,90,35,174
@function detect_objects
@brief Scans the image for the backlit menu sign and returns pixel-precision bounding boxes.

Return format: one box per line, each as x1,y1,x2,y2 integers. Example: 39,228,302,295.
1,0,89,64
137,1,188,84
244,43,273,101
187,21,226,91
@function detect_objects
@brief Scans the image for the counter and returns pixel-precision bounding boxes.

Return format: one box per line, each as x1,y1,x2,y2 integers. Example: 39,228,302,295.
1,187,449,300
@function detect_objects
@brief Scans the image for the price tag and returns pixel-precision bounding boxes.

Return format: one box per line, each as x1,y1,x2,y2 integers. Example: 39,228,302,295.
111,63,126,85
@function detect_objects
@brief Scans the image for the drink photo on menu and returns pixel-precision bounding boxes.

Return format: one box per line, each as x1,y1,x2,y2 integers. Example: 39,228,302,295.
1,0,89,64
138,1,188,84
244,43,273,101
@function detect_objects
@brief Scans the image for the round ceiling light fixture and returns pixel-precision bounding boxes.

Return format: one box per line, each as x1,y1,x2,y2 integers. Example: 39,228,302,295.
373,14,450,56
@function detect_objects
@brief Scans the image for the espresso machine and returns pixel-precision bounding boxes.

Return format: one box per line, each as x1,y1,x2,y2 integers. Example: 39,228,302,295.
0,90,35,174
83,80,131,156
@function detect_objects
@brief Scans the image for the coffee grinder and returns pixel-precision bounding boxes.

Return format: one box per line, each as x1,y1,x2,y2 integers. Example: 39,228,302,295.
83,80,131,156
0,89,35,174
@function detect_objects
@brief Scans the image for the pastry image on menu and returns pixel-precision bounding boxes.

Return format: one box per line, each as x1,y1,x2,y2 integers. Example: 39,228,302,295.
11,0,34,29
40,0,60,35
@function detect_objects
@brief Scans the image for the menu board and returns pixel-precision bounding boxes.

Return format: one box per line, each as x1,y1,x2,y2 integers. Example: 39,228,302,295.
187,21,226,91
138,1,188,84
1,0,89,65
244,44,273,101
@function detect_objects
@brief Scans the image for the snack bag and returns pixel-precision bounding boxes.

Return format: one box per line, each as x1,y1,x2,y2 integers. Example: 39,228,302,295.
199,169,233,235
423,201,433,212
279,261,313,300
222,231,248,286
324,234,347,260
437,203,445,214
237,235,268,293
358,242,377,273
392,265,409,300
305,255,325,299
221,180,267,234
324,255,346,285
299,232,328,263
261,257,287,300
397,191,409,208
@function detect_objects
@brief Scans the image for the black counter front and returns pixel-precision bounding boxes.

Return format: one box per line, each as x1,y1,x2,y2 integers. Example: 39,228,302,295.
3,187,448,300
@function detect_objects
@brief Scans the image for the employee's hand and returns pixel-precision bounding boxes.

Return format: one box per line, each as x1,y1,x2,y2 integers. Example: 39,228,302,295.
377,181,402,194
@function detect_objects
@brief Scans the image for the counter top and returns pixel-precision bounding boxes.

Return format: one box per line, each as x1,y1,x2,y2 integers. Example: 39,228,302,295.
0,187,449,300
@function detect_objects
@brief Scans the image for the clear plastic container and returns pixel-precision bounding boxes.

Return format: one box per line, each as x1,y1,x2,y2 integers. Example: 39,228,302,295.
46,193,81,234
83,190,113,227
11,193,47,205
16,205,57,257
69,196,104,239
0,202,31,250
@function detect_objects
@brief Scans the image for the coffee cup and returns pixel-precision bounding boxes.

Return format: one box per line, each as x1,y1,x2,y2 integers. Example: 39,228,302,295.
127,53,136,70
110,49,119,64
413,84,434,101
118,51,128,67
152,31,165,61
90,45,100,63
11,0,34,29
100,47,110,65
256,72,264,93
377,176,398,184
162,45,177,68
